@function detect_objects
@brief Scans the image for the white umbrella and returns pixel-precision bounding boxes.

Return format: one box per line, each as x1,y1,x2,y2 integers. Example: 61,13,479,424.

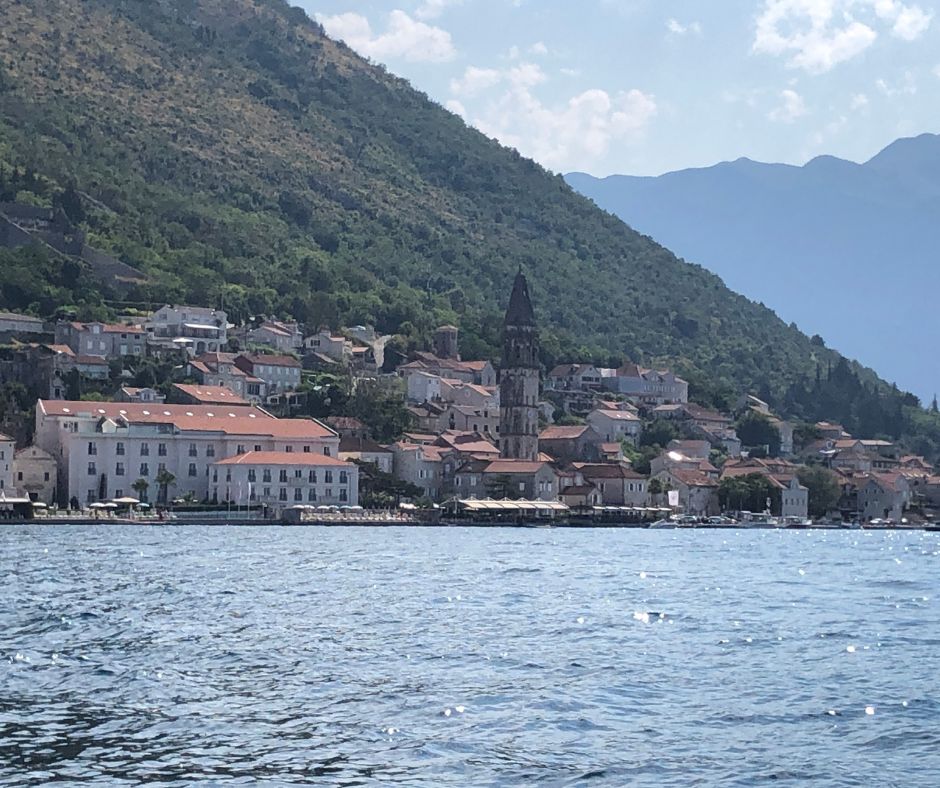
112,496,140,505
103,502,118,509
88,502,107,509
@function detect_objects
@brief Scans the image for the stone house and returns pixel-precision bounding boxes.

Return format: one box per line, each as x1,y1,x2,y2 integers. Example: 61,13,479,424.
654,468,719,516
247,320,303,353
546,364,604,392
145,305,227,356
0,311,44,336
857,472,910,521
188,352,265,401
12,446,57,504
390,442,445,500
304,329,350,362
338,436,393,474
538,425,605,464
234,354,301,394
586,408,642,446
478,459,560,501
116,387,166,404
599,364,688,405
55,321,146,359
0,433,14,495
571,462,649,507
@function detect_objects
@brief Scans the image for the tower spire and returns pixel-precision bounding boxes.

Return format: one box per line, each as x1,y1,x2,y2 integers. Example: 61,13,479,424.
499,270,540,461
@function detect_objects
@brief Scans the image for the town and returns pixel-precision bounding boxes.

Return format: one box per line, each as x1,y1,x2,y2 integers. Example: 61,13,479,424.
0,272,937,526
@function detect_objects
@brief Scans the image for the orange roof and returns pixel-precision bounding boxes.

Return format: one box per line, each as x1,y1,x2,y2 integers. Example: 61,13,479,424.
593,409,639,421
237,353,300,368
172,384,249,405
214,451,352,467
38,401,334,439
668,469,718,487
540,425,590,440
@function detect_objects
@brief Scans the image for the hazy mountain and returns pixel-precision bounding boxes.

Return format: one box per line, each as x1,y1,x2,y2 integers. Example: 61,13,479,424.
566,133,940,401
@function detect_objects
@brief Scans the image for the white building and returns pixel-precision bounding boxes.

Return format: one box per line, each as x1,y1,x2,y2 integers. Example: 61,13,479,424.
234,354,302,394
780,476,809,519
35,401,338,506
13,446,58,504
247,320,303,353
304,329,350,362
599,364,688,405
145,305,228,356
211,451,358,509
0,433,14,495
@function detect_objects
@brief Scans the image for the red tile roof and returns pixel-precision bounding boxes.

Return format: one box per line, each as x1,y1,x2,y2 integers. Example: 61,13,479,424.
214,451,352,467
38,401,334,439
539,425,590,440
237,353,300,368
484,460,550,474
172,384,249,405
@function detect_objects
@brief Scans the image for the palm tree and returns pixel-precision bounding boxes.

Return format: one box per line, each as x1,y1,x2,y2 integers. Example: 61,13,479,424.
131,477,149,503
155,469,176,506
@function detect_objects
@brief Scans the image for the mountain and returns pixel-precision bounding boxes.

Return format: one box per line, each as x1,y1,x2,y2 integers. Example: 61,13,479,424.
565,133,940,402
0,0,937,454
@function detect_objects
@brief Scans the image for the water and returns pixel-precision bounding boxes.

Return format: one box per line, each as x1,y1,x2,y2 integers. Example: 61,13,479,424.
2,525,939,786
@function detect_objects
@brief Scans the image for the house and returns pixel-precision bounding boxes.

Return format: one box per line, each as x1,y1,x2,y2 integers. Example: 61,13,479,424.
246,320,303,353
780,476,809,519
0,312,44,336
398,353,496,387
116,387,166,404
0,433,14,494
857,472,910,521
439,403,500,437
234,354,302,394
721,458,809,518
815,422,851,440
478,459,560,501
546,364,603,392
303,329,350,362
170,383,249,407
188,352,264,401
55,321,146,359
144,305,227,356
599,364,688,405
211,451,358,510
34,400,339,506
338,436,393,474
12,446,57,504
538,425,605,464
586,408,642,446
390,442,446,500
650,450,719,479
666,440,711,460
571,462,649,507
560,483,603,508
325,416,369,439
654,468,719,516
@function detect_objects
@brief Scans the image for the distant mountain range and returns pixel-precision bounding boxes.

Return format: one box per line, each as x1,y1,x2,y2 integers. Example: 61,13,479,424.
566,133,940,401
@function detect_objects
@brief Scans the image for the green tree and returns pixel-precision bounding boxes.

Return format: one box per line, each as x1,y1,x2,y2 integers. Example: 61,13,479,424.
796,466,841,518
131,477,150,503
640,419,678,449
736,411,782,457
485,474,519,500
718,473,781,514
155,468,176,505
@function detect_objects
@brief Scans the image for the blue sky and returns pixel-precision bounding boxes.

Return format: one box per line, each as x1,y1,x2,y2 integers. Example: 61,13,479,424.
293,0,940,176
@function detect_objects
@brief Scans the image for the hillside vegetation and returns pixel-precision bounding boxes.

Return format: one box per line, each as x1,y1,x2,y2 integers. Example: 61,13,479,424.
0,0,938,454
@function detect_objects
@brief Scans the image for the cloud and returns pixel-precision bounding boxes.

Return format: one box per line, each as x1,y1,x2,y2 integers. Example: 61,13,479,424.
414,0,460,20
768,89,808,122
449,66,503,97
666,18,702,36
934,64,940,79
753,1,931,73
446,99,467,117
528,41,549,56
875,70,917,95
850,91,869,108
316,10,456,63
454,64,656,171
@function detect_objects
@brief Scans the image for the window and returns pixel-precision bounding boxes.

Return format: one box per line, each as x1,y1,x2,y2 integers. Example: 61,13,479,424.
116,442,125,456
254,445,262,452
140,443,149,456
325,488,333,499
294,488,303,501
247,470,256,483
206,445,215,457
308,488,317,502
339,471,348,485
114,462,124,477
249,489,256,501
308,470,317,483
325,470,333,484
303,446,311,453
158,462,166,472
279,469,288,483
87,462,96,476
158,443,167,457
188,463,197,477
339,489,348,502
115,489,124,499
212,470,218,483
294,469,302,479
16,471,22,481
237,445,246,455
225,470,232,482
189,443,198,457
88,442,97,456
323,447,331,457
279,488,288,501
263,487,271,498
263,469,272,483
285,446,293,453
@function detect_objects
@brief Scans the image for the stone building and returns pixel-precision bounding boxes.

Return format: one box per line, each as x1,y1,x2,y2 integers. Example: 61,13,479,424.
13,446,58,504
499,271,540,461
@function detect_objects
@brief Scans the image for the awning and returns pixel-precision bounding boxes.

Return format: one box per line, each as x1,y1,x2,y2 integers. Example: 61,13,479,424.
456,498,569,513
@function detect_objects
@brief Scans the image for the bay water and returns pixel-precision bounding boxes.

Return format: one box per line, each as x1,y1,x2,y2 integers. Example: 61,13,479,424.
2,525,939,785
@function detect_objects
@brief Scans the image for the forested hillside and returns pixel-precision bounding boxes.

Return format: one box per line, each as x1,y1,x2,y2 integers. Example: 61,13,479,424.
0,0,938,454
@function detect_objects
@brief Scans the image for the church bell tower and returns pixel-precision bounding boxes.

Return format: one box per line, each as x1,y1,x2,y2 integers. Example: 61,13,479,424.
499,270,540,461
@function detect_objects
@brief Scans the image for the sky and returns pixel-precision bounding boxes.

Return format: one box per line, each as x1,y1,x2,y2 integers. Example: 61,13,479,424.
292,0,940,176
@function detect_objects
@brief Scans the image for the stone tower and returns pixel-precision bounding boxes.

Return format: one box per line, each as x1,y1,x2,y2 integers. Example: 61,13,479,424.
499,271,540,461
433,324,459,360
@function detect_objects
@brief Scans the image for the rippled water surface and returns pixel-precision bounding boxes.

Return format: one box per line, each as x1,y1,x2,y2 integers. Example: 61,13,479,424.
2,525,940,786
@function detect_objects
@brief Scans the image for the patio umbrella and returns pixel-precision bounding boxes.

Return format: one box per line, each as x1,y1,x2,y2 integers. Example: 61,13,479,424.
88,502,107,509
112,497,140,505
103,502,119,509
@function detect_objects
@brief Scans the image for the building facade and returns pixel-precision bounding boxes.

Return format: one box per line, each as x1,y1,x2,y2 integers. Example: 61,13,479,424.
0,433,14,494
499,271,540,461
12,446,58,504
